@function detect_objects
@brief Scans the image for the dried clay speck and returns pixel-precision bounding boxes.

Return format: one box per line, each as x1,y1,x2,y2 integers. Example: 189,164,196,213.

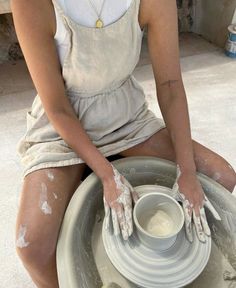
16,224,30,248
46,171,54,181
213,172,221,181
39,182,52,214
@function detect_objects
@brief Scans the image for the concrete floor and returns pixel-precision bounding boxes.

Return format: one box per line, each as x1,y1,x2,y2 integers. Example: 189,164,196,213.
0,32,235,287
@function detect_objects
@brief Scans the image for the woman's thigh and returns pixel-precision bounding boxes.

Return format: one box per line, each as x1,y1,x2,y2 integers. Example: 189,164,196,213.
119,128,236,192
15,163,86,269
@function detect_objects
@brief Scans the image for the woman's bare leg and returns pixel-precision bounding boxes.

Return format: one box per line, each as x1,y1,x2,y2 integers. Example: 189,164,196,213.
119,128,236,192
15,163,86,288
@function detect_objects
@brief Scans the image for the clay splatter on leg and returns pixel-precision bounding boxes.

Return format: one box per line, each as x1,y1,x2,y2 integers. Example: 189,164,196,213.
46,171,54,182
213,172,221,181
16,224,30,248
53,192,58,199
194,156,208,174
39,182,52,215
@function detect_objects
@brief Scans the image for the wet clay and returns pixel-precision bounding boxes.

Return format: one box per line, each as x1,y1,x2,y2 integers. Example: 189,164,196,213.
139,208,175,237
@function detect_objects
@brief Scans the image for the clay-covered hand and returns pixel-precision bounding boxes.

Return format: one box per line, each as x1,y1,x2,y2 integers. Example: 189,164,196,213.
172,165,221,243
103,164,139,240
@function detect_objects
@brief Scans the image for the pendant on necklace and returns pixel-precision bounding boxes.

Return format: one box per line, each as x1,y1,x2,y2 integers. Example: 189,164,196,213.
96,18,103,28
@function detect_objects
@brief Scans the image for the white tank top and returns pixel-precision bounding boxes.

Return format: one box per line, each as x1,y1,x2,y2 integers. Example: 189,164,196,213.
54,0,132,64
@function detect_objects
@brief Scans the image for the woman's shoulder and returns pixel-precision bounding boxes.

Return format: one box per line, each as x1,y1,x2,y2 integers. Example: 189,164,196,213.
11,0,55,37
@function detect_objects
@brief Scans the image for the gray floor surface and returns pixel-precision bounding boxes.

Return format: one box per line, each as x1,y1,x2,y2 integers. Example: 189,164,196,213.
0,32,235,287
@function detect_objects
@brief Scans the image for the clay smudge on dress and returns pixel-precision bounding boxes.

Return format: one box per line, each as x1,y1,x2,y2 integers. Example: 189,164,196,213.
46,171,54,181
39,182,52,214
16,224,30,248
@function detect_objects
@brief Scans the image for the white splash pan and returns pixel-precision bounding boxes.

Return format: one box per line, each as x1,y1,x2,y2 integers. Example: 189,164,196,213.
56,156,236,288
102,185,211,288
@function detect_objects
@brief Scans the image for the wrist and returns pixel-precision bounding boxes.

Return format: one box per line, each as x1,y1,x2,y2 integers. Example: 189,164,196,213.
177,166,200,189
99,162,114,184
175,149,197,175
177,163,196,176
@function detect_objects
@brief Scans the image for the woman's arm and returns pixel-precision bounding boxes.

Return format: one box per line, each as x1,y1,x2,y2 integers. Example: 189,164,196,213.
11,0,113,181
146,0,196,174
145,0,208,241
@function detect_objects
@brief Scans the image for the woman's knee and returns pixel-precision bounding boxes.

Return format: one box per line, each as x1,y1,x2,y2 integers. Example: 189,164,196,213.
212,162,236,192
14,165,85,269
193,141,236,192
15,222,56,269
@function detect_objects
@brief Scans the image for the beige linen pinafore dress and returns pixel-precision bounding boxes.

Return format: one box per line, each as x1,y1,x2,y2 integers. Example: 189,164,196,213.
16,0,166,180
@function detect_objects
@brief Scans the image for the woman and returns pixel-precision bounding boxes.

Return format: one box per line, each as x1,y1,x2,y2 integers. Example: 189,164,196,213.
11,0,236,287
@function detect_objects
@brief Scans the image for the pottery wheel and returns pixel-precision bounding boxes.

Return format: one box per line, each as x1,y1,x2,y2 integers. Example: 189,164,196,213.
102,185,212,288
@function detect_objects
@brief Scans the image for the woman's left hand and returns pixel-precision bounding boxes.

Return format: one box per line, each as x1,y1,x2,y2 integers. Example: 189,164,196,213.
172,165,221,243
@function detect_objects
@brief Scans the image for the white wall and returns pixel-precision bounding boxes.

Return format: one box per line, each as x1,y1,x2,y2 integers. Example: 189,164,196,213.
0,0,11,14
192,0,236,48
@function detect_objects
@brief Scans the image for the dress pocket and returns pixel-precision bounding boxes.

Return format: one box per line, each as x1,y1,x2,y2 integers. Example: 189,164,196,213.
24,109,61,143
26,110,37,130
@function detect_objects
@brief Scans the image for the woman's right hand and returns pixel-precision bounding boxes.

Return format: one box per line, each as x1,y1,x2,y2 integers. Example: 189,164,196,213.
103,164,139,240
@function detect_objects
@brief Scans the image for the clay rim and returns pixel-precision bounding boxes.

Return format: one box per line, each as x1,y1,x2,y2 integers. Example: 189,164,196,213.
133,192,185,239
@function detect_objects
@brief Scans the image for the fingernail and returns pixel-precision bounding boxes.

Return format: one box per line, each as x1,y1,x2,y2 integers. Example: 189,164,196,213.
122,228,128,240
121,222,128,238
198,232,206,243
186,223,193,242
187,232,193,243
204,226,211,236
128,223,133,236
188,236,193,243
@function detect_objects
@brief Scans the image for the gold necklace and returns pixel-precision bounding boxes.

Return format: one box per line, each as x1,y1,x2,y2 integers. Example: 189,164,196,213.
87,0,107,28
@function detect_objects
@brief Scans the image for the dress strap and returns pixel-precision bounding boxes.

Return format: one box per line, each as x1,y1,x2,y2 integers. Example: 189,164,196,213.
51,0,73,36
132,0,143,33
51,0,67,20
